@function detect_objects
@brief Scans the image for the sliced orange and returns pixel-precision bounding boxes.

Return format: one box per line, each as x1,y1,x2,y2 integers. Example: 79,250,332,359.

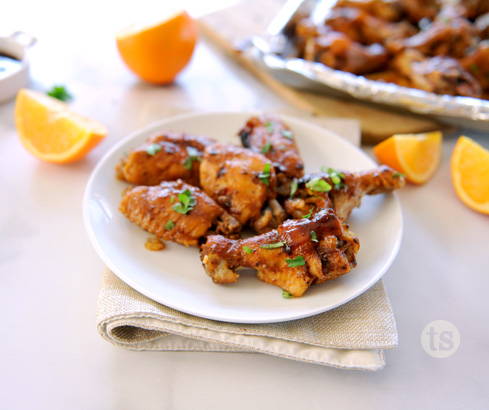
15,89,107,164
116,11,197,84
451,136,489,215
373,131,442,184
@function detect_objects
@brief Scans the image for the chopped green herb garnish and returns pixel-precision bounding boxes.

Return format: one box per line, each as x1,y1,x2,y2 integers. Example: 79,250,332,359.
183,146,201,170
303,208,313,219
243,246,255,254
470,63,480,74
289,178,298,198
260,241,285,249
170,196,176,203
46,85,73,102
146,143,162,156
258,162,272,186
320,167,345,189
393,171,405,178
282,290,292,299
306,178,332,192
165,220,175,230
261,142,272,154
172,189,196,214
264,121,274,132
286,256,305,267
310,231,318,242
281,130,294,140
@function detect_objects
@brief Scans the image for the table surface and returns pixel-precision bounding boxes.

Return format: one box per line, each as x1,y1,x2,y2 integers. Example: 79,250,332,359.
1,1,488,409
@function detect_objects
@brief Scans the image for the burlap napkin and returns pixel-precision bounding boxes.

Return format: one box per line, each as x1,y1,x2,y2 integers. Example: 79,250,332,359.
95,118,398,371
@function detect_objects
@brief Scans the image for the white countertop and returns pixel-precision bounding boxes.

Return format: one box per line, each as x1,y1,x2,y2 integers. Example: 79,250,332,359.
1,1,489,409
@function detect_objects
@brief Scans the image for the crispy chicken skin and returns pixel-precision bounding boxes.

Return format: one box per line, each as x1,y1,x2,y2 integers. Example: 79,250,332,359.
238,115,305,196
119,180,240,247
116,133,215,186
200,209,360,296
285,165,405,221
399,0,441,22
199,143,280,228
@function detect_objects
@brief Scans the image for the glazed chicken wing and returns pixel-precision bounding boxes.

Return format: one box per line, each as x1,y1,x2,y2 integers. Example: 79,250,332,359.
116,133,215,186
285,165,405,221
238,116,305,196
200,209,360,297
119,180,240,247
324,7,416,46
391,49,482,97
462,43,489,93
200,143,285,232
336,0,403,22
399,0,441,22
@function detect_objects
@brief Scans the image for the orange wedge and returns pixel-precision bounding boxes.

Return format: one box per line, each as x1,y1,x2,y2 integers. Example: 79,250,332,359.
451,136,489,215
116,11,197,84
373,131,442,184
15,89,107,164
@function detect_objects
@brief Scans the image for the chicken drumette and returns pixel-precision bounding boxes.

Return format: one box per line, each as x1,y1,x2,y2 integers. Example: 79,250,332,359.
200,209,360,297
285,165,405,221
119,180,240,247
199,143,286,233
116,133,215,186
238,115,305,196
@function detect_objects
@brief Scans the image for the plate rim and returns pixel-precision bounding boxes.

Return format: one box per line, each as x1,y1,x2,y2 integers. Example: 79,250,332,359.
83,111,403,323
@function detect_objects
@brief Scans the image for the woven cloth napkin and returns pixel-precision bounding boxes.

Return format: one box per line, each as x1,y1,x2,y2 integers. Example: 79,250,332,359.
96,117,398,371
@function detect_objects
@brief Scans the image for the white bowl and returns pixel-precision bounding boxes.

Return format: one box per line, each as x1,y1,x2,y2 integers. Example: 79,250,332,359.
0,32,35,103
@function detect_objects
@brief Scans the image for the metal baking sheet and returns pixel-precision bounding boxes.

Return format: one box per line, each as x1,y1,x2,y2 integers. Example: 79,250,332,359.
251,0,489,130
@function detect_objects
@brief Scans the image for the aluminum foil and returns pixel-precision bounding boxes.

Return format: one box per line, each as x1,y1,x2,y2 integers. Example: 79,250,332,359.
251,0,489,130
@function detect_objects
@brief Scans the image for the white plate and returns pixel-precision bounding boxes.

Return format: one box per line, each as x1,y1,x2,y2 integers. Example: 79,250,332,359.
84,112,402,324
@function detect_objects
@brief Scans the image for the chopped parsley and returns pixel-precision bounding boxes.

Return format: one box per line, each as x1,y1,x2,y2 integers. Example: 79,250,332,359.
393,171,405,178
310,231,318,242
170,196,176,203
302,208,313,219
260,241,285,249
46,85,73,102
164,220,175,230
281,130,294,140
146,143,162,156
306,178,332,192
261,142,272,154
320,167,345,189
243,246,255,254
286,256,305,267
183,146,201,170
258,163,272,186
282,290,292,299
289,178,298,198
172,189,196,214
470,63,480,74
264,121,274,132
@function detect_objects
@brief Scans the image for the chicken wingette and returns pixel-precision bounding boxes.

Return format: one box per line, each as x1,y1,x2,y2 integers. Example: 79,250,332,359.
119,180,240,247
200,208,360,297
116,133,215,186
284,165,405,221
238,116,305,196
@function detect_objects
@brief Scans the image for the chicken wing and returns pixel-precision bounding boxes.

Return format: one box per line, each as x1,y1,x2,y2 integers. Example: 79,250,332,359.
462,43,489,93
116,133,215,186
238,115,305,196
199,143,284,232
119,180,240,247
399,0,441,23
200,208,360,296
391,49,482,97
336,0,403,22
284,165,405,221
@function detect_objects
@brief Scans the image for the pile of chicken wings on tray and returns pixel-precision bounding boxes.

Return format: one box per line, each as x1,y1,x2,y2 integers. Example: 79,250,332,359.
116,116,405,297
293,0,489,98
